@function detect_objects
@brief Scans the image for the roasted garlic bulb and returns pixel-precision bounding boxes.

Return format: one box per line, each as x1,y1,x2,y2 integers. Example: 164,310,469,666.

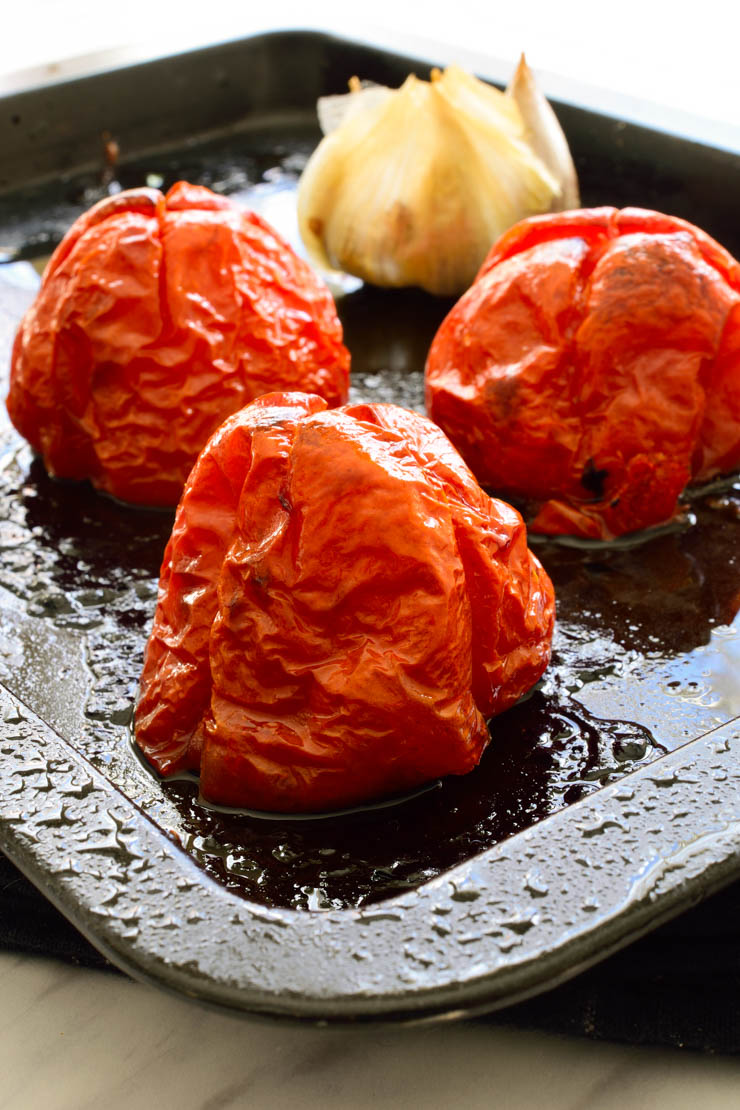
297,60,580,297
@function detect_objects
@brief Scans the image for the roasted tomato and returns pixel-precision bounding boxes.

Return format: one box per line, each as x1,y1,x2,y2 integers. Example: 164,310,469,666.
135,392,555,813
7,183,350,506
426,207,740,540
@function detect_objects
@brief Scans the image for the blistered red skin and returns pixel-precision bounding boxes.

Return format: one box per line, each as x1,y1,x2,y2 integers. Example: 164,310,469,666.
135,393,555,813
425,207,740,540
6,182,350,506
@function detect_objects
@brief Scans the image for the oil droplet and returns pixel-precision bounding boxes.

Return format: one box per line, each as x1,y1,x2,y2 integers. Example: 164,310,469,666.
450,877,482,903
523,872,549,898
575,814,629,838
272,843,297,863
357,908,404,924
301,887,333,912
498,910,537,934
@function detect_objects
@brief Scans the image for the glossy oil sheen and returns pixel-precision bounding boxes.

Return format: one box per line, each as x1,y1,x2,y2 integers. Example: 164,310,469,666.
0,122,739,914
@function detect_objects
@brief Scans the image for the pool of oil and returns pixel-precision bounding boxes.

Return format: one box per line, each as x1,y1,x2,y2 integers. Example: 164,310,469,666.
0,135,739,913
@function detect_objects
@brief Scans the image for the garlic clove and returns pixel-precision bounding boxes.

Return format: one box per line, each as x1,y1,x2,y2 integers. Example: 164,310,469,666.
506,54,581,211
433,65,562,244
434,64,523,141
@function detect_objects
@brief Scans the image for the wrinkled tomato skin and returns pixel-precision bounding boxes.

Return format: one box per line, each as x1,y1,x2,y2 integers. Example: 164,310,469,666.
135,393,555,813
7,183,350,507
425,207,740,540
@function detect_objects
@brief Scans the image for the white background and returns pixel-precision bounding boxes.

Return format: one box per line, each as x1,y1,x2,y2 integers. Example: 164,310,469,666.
2,0,739,150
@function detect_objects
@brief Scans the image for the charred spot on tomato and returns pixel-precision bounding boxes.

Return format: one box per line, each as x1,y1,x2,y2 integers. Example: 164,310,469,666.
581,458,609,500
486,373,521,419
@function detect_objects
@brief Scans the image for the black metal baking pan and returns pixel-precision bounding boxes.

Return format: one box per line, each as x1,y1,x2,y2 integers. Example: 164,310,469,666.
0,30,739,1023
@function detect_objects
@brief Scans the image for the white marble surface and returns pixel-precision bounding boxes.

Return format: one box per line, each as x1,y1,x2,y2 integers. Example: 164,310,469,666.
1,950,740,1110
3,3,740,1106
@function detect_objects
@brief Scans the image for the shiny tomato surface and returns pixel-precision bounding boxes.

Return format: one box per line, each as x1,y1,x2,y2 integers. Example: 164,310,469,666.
426,207,740,539
7,183,349,506
135,393,555,813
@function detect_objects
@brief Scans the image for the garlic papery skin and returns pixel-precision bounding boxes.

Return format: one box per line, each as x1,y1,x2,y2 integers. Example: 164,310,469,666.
316,78,392,136
297,64,573,297
506,55,580,211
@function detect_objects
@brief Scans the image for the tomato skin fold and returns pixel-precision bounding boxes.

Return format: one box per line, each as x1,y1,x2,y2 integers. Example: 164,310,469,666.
7,182,350,506
425,207,740,540
135,393,555,813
